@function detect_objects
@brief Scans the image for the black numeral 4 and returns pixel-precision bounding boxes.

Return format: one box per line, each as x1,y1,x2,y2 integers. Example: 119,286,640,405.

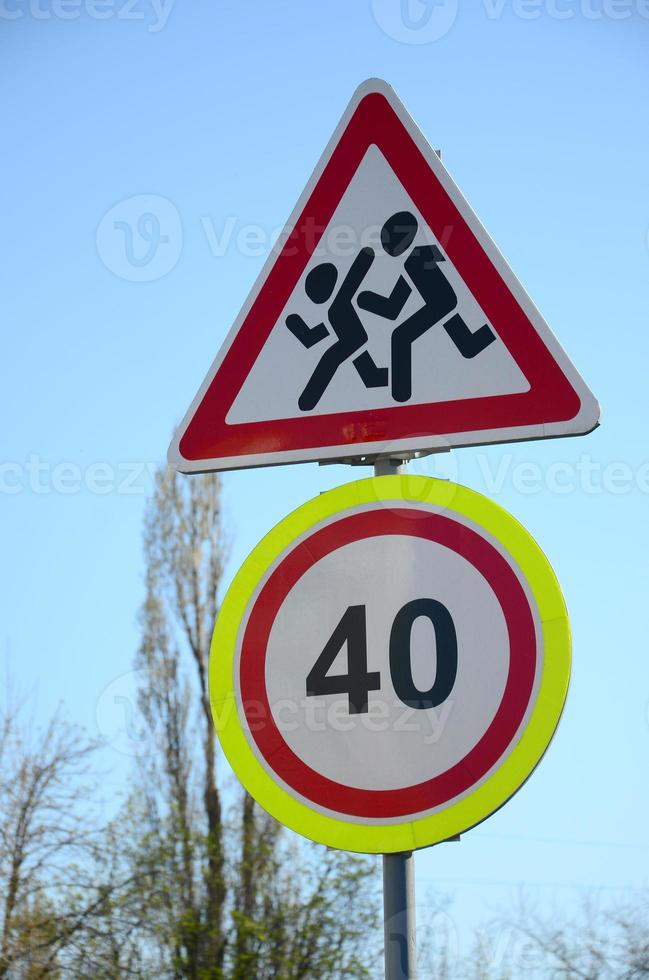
306,605,380,714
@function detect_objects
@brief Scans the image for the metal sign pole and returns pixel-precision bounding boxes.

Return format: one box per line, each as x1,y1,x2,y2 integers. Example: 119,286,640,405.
383,851,416,980
374,457,416,980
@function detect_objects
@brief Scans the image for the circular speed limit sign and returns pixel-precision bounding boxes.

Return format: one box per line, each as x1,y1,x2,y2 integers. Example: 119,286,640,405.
210,476,570,853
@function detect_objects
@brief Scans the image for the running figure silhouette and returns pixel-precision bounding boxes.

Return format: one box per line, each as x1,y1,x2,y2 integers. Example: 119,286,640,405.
286,248,388,411
358,211,497,402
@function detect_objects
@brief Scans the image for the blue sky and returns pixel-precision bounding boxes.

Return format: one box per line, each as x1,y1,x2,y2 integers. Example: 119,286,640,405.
2,0,649,958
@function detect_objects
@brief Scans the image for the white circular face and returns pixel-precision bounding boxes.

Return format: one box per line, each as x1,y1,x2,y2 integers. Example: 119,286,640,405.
234,500,544,825
264,533,510,791
214,477,571,852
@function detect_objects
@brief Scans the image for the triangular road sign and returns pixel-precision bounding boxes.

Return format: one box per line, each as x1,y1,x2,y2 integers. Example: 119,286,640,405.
169,78,599,473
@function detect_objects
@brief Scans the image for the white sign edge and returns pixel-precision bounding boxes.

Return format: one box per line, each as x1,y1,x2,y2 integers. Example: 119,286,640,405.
168,77,600,474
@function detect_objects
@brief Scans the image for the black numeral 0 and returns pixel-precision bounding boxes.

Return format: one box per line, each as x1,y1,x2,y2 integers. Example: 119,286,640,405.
389,598,457,710
306,600,457,714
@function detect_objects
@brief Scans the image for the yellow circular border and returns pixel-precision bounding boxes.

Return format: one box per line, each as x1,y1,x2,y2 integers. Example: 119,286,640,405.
210,476,570,853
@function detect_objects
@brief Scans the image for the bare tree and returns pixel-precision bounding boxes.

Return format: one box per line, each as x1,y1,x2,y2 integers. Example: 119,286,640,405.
132,466,225,976
128,466,379,978
492,892,649,979
0,699,123,978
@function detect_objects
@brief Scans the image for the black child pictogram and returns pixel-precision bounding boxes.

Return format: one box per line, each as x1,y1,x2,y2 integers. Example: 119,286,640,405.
358,211,497,403
286,248,388,411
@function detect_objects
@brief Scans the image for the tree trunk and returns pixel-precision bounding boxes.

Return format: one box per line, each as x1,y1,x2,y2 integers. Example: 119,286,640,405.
232,793,256,978
203,715,224,976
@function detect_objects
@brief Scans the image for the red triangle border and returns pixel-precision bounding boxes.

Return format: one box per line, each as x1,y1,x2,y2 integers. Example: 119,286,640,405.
175,83,595,469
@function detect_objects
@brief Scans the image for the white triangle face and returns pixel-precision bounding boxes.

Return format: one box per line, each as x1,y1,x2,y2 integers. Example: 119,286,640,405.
227,145,530,426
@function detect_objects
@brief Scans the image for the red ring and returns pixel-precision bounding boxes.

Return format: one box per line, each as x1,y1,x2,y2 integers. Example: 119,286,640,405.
239,508,537,819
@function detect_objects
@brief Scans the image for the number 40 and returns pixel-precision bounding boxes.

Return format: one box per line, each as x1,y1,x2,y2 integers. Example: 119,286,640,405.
306,600,458,715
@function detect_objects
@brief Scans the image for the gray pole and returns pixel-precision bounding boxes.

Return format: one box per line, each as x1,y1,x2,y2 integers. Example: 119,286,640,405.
374,457,416,980
383,851,417,980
